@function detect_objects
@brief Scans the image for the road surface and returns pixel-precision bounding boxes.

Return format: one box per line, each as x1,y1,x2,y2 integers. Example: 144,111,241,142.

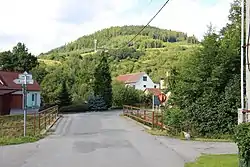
0,111,237,167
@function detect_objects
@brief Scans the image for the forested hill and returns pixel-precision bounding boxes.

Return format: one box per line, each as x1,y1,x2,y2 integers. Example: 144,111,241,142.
39,25,199,58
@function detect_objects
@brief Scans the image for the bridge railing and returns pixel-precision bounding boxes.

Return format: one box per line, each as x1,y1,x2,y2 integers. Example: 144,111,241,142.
123,105,167,130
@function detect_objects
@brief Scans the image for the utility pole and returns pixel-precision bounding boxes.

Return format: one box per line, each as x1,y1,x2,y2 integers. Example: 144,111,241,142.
245,0,250,122
241,0,245,112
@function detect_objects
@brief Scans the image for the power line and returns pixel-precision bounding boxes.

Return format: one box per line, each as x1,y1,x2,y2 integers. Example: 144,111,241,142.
127,0,172,45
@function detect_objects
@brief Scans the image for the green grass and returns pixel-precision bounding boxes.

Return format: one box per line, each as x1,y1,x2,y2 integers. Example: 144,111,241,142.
191,138,233,143
0,135,44,146
185,154,238,167
0,115,38,137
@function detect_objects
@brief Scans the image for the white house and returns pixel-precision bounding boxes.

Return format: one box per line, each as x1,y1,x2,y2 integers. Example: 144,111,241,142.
116,72,160,91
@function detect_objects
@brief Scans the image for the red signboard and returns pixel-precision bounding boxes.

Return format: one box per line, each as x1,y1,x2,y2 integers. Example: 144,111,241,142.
158,93,167,103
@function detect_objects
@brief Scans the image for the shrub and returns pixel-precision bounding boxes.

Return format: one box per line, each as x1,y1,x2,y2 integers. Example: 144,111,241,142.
112,81,147,107
234,122,250,167
59,103,89,113
88,95,107,111
163,107,187,135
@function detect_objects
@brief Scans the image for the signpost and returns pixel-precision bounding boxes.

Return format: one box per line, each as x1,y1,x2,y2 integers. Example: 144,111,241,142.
13,71,34,136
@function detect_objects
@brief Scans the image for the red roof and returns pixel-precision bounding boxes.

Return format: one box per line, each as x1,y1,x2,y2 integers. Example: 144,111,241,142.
144,88,162,96
0,89,16,95
0,71,40,91
116,72,145,83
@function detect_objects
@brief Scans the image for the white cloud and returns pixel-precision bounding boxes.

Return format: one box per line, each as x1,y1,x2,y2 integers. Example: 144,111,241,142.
0,0,233,55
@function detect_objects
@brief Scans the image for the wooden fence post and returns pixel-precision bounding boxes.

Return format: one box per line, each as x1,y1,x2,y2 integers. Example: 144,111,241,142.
45,112,47,130
34,112,36,135
161,113,164,129
144,110,146,120
152,111,155,128
156,112,158,128
49,110,51,125
38,112,41,132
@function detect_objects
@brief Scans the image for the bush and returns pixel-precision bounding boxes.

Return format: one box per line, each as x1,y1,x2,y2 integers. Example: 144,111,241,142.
112,81,147,107
88,95,107,111
59,103,89,113
163,107,187,135
234,122,250,167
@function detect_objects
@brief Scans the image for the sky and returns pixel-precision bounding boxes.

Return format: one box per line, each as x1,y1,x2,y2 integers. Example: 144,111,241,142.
0,0,233,55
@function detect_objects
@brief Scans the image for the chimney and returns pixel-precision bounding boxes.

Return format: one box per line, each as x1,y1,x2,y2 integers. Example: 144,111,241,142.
160,78,165,90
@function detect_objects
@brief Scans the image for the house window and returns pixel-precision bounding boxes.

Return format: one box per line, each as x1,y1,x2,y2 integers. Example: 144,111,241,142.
143,76,147,81
144,85,146,88
32,94,34,101
154,85,156,88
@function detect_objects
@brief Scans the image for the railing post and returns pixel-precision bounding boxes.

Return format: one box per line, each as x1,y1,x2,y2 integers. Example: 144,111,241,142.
161,112,164,129
38,112,41,132
49,109,51,125
152,111,155,128
156,112,158,128
55,107,57,120
34,112,36,135
45,112,47,130
144,110,146,120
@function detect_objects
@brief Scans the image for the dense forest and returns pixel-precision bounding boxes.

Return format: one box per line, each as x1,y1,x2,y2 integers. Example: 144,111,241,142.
40,25,199,58
0,0,241,139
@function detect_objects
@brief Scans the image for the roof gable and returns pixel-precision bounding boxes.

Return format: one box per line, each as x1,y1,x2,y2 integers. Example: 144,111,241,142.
144,88,162,96
0,71,40,91
116,72,145,83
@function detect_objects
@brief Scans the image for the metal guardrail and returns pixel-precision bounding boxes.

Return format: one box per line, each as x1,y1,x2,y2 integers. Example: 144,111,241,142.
123,105,167,130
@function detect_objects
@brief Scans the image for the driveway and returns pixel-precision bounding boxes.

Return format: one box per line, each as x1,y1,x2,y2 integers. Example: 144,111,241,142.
0,111,238,167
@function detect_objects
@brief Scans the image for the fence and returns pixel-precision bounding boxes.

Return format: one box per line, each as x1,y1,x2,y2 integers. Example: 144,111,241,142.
0,105,58,138
123,105,167,130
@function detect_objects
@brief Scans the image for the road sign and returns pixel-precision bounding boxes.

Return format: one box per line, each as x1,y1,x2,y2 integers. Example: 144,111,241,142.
19,74,32,80
158,93,167,103
13,79,25,84
13,71,34,137
13,78,34,85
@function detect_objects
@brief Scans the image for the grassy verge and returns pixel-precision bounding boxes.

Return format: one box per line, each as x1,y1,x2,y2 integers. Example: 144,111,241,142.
0,114,51,146
185,154,238,167
146,128,233,142
0,135,44,146
123,114,233,142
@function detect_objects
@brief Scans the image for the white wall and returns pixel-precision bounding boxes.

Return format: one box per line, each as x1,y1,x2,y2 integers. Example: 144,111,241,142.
132,74,159,90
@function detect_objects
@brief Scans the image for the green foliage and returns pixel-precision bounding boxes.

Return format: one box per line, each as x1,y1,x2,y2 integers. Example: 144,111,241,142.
30,62,48,84
0,42,38,72
40,66,65,105
185,154,238,167
163,107,187,135
41,25,199,57
167,0,241,138
88,95,107,111
234,123,250,167
93,53,112,108
57,80,72,108
59,103,89,113
112,81,145,107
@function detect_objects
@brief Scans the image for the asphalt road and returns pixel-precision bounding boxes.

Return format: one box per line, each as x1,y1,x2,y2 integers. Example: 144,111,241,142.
0,111,237,167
